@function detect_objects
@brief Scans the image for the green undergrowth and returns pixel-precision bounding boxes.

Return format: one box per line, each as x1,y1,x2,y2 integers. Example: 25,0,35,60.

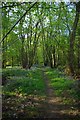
2,67,80,119
2,67,46,119
2,68,45,97
45,68,79,104
2,68,28,77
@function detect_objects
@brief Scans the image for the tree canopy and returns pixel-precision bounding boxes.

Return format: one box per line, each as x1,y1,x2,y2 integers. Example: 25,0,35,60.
1,2,80,75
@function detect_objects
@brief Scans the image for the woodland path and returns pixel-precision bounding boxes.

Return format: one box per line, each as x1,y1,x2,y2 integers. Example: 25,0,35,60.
41,68,79,119
2,67,80,120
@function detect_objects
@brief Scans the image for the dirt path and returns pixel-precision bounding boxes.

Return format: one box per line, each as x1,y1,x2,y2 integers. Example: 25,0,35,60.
2,67,80,119
41,68,79,119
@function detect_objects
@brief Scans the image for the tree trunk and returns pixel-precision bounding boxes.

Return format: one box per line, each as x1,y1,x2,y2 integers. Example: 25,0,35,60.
69,2,80,75
2,38,6,68
12,57,13,67
53,47,56,68
78,36,80,71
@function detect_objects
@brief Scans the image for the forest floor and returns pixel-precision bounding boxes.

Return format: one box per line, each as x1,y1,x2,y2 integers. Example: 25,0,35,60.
41,68,80,119
2,67,80,120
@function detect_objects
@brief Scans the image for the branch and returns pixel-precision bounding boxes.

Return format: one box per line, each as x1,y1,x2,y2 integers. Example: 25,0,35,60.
0,2,37,44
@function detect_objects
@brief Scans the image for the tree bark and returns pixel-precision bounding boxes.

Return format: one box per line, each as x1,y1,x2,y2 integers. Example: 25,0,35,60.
69,2,80,75
78,36,80,71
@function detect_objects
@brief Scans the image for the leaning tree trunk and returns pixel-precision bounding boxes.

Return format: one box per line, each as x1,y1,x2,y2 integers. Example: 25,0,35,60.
69,2,80,75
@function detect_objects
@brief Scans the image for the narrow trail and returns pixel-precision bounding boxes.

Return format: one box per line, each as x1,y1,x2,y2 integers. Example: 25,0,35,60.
41,68,79,119
2,67,80,119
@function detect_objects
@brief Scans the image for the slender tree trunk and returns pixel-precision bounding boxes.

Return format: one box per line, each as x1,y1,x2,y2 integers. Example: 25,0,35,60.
2,41,6,68
21,37,25,68
53,47,56,68
78,36,80,71
12,57,13,67
50,58,53,68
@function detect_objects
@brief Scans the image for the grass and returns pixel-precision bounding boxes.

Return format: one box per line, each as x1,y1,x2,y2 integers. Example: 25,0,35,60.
2,67,46,119
2,68,45,96
2,67,80,119
45,68,79,104
2,68,28,77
